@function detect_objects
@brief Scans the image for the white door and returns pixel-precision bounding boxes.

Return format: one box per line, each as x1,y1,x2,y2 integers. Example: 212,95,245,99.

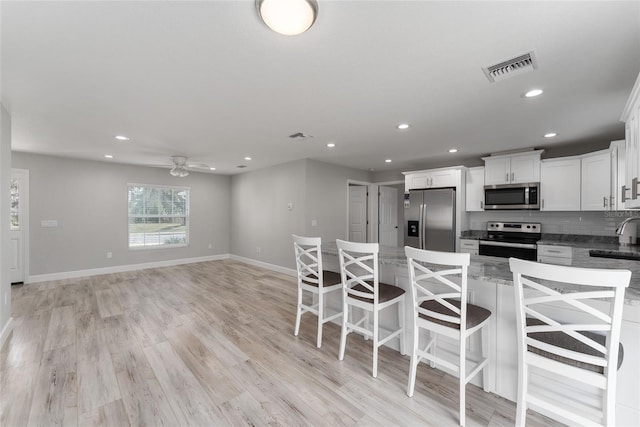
349,185,367,243
378,186,398,247
10,169,28,284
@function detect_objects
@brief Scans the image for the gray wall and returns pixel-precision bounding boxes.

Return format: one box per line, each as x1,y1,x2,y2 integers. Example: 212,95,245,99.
1,106,11,337
12,152,230,276
230,159,307,269
230,158,371,270
305,159,371,243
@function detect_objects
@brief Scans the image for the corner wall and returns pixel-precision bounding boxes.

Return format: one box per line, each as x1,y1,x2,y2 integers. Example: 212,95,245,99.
1,106,12,346
230,159,371,270
12,152,231,278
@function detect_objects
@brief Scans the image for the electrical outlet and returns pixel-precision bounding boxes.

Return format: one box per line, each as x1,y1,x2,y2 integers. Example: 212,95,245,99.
287,202,293,211
311,219,317,227
256,247,261,253
208,243,212,249
4,292,7,305
106,252,112,259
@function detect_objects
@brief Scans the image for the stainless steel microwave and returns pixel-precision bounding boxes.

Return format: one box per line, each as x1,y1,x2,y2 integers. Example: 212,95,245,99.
484,183,540,210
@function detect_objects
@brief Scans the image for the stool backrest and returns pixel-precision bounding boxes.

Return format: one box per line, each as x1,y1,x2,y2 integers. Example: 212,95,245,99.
292,235,323,287
405,246,470,329
509,257,630,385
336,240,379,304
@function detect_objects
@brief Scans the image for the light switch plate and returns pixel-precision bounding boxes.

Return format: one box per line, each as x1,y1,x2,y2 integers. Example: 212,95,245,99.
41,219,58,228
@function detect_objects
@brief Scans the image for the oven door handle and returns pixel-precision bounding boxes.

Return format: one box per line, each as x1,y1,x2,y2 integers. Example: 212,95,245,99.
479,240,537,250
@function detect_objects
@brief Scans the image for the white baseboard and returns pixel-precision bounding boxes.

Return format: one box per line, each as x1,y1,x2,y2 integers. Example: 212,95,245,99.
0,317,13,351
229,254,296,277
27,254,231,284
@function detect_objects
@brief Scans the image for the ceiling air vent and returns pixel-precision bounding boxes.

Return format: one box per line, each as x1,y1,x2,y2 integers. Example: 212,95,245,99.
482,51,538,83
236,165,247,169
289,132,313,139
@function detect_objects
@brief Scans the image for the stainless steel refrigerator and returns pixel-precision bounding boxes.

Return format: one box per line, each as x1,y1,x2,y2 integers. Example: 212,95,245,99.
404,188,456,251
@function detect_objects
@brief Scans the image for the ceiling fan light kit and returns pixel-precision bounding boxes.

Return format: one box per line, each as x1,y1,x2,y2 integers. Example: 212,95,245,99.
256,0,318,36
170,155,189,178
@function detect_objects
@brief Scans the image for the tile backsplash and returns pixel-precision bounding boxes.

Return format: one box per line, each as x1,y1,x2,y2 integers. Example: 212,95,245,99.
467,211,640,236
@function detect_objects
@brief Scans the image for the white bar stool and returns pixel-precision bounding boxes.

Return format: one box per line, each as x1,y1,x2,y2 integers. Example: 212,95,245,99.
405,246,491,427
336,239,405,378
509,257,630,427
292,235,342,348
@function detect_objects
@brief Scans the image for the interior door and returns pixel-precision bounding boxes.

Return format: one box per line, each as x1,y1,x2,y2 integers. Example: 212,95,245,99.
378,186,398,247
349,185,368,242
10,169,27,284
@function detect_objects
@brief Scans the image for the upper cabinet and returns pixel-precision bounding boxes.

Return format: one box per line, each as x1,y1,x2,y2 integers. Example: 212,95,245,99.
404,168,460,191
465,167,485,211
581,149,612,211
482,150,543,185
540,157,581,211
623,72,640,208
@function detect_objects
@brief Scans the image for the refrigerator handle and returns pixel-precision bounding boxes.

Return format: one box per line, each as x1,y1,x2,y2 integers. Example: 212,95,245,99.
420,203,426,249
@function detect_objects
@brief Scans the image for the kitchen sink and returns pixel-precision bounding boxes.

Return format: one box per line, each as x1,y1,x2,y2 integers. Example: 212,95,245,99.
589,249,640,261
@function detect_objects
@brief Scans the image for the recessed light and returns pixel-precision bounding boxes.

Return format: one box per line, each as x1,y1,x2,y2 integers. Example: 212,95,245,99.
115,135,130,141
327,143,336,148
397,123,410,130
385,159,392,163
244,156,252,161
449,148,458,153
524,89,543,98
544,132,558,138
104,154,113,158
209,167,216,171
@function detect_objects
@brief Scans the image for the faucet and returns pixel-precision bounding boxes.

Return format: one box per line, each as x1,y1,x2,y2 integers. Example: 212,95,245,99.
616,216,640,235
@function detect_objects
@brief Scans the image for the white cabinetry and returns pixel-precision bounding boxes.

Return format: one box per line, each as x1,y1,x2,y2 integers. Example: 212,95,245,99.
537,244,573,266
540,157,581,211
459,239,479,255
482,150,543,185
404,168,459,191
465,167,484,211
622,72,640,208
581,149,612,211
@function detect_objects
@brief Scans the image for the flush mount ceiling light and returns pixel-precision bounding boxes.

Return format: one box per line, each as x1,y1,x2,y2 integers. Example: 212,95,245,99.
256,0,318,36
170,156,189,178
326,142,335,148
385,159,392,163
544,132,558,138
448,148,458,153
104,154,113,159
115,135,130,141
397,123,410,130
244,156,252,161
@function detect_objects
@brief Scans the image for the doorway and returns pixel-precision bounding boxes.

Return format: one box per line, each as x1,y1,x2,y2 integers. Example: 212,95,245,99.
378,183,405,247
10,169,28,284
348,184,368,242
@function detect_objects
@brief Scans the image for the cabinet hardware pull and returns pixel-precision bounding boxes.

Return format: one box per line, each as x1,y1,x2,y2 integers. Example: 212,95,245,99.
506,173,509,183
547,250,561,254
604,197,608,208
511,172,515,182
610,195,615,209
480,201,483,209
541,199,544,209
633,177,639,200
622,185,629,202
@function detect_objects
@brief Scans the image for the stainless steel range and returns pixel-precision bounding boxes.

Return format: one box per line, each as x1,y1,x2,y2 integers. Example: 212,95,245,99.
478,221,541,261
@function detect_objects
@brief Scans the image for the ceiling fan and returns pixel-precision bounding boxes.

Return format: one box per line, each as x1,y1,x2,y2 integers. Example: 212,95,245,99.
168,155,215,177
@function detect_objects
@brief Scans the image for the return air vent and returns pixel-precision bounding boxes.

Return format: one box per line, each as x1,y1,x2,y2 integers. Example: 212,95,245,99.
482,51,538,83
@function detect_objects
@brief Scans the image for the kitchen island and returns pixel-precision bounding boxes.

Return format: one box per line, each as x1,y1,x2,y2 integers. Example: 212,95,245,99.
321,242,640,425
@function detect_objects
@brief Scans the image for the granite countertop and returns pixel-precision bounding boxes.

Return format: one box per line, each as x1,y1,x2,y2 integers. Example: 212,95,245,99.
323,241,640,305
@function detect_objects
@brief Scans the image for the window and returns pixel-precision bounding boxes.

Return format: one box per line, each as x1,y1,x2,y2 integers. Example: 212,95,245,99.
127,185,189,249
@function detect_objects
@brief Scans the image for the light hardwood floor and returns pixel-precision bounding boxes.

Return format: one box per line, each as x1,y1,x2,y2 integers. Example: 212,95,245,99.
0,260,561,426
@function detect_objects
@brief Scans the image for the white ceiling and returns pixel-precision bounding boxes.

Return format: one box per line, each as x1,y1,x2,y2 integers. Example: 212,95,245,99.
2,1,640,175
